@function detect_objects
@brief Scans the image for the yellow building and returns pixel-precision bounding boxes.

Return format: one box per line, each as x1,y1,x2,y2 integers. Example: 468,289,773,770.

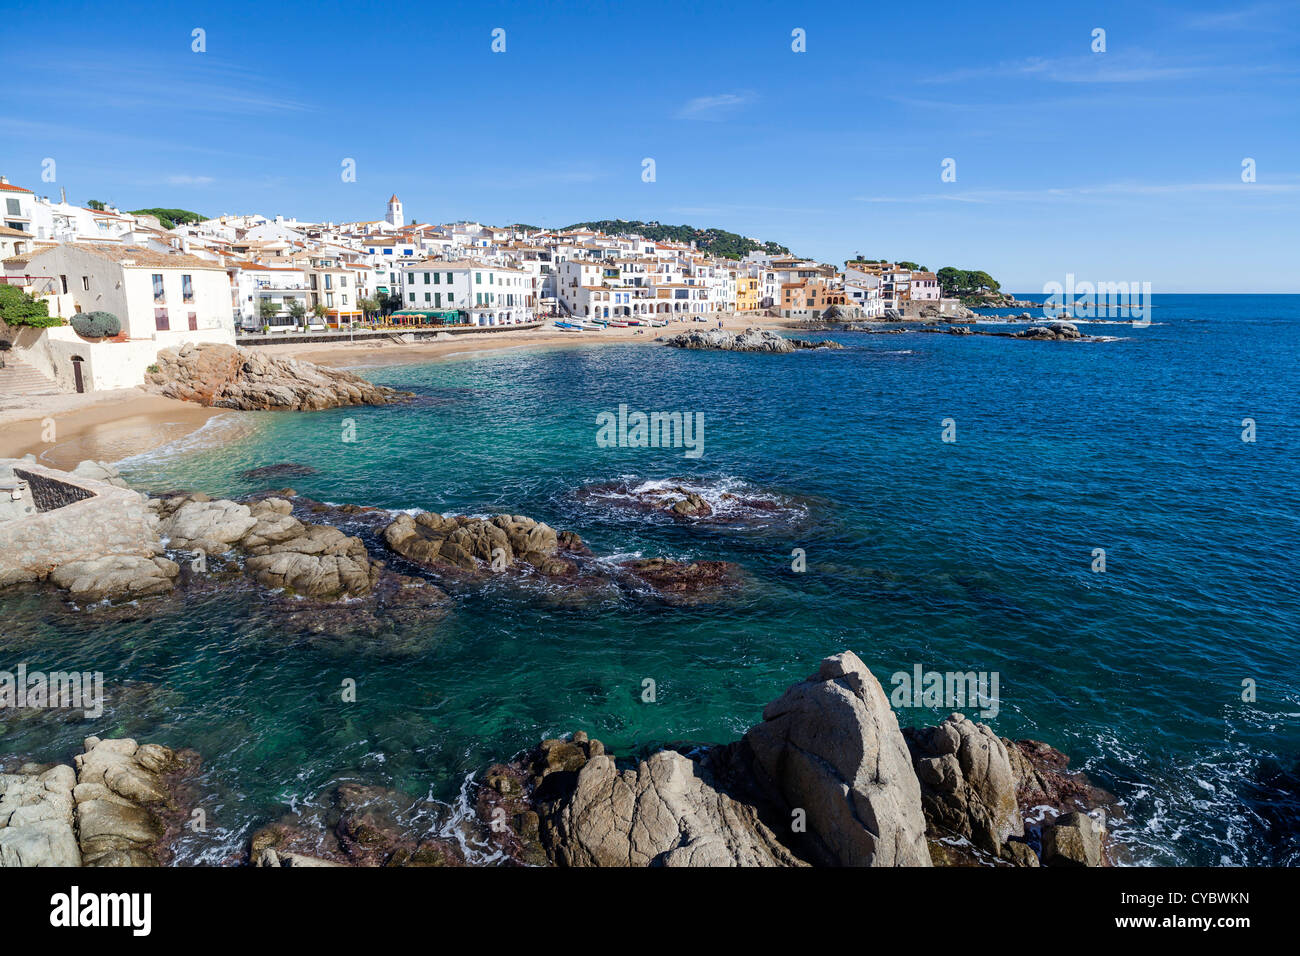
736,275,761,312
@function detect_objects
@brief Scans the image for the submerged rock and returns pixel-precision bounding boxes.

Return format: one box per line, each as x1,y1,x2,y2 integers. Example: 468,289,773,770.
575,479,808,529
238,463,318,482
145,342,411,410
248,782,465,868
619,557,743,603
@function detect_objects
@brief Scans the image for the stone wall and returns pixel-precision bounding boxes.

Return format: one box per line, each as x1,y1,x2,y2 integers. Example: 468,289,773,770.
0,461,158,587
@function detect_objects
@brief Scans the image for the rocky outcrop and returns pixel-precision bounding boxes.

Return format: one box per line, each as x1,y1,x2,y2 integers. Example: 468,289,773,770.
383,511,582,577
668,491,712,518
904,714,1027,863
0,458,165,592
0,737,196,868
575,480,807,529
743,652,931,866
476,652,1117,869
74,737,194,866
662,327,842,353
1013,322,1082,341
1041,810,1106,867
48,554,180,602
145,342,410,411
239,498,379,600
0,764,81,866
485,653,931,868
154,494,380,601
539,747,802,867
903,716,1117,866
158,497,259,553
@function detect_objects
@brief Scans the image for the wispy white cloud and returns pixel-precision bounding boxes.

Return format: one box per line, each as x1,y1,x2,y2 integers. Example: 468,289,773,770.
676,91,756,120
855,181,1300,204
13,59,318,116
1183,2,1292,31
165,174,214,186
925,52,1213,85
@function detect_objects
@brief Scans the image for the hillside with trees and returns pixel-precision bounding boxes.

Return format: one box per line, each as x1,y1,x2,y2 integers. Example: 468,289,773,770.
128,208,206,229
561,220,791,259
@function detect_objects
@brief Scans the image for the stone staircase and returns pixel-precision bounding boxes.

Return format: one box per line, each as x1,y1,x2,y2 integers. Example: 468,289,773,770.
0,354,61,397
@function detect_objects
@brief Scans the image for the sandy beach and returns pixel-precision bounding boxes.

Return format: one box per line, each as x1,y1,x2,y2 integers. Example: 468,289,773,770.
0,313,785,467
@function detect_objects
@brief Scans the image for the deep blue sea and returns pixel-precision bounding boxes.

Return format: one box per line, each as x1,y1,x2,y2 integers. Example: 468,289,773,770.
3,295,1297,865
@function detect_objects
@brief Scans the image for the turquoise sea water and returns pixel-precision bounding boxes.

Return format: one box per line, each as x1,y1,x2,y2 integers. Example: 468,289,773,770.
3,295,1298,865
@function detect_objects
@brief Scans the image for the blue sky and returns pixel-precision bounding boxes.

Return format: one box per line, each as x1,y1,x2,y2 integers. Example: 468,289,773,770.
2,0,1297,291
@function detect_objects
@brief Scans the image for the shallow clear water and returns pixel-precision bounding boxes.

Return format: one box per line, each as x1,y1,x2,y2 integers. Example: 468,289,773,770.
3,295,1298,865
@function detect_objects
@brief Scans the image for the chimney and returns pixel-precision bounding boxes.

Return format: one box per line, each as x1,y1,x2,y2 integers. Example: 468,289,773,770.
0,176,8,185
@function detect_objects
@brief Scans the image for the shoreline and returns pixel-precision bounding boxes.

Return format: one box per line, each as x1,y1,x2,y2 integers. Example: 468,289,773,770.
0,313,786,466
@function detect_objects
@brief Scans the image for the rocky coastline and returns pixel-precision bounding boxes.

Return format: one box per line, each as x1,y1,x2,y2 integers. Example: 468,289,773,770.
0,458,748,633
2,653,1117,868
0,462,1121,868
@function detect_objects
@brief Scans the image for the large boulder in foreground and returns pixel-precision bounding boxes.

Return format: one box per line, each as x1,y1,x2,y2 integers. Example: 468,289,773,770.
145,342,409,410
492,652,932,867
743,651,931,866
